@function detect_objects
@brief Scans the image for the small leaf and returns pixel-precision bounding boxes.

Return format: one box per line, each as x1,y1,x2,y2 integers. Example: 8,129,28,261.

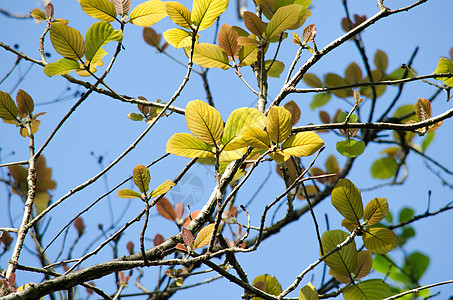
50,23,85,61
319,111,331,124
310,93,330,110
325,155,339,173
303,73,322,88
183,210,200,226
265,60,285,78
325,73,352,98
355,250,373,279
143,27,162,49
117,189,143,199
222,107,265,150
127,112,144,121
129,0,167,27
398,207,414,223
79,0,117,22
150,180,175,197
281,132,324,157
0,91,18,121
34,192,50,215
343,279,391,300
321,230,357,277
363,198,388,225
345,62,362,84
163,28,193,48
433,57,453,87
166,133,215,158
193,223,215,249
336,139,365,157
16,89,34,115
20,120,41,137
370,157,396,179
415,98,432,122
302,23,316,43
193,43,230,70
299,282,319,300
156,197,177,221
374,50,388,74
403,252,429,281
252,274,282,299
85,21,122,63
192,0,229,31
153,233,165,246
243,11,264,36
331,179,363,223
363,227,397,254
266,106,292,144
265,4,304,39
133,164,150,193
186,100,224,145
181,227,194,248
284,101,301,125
165,2,192,29
218,23,239,58
341,218,358,232
30,8,46,21
113,0,131,16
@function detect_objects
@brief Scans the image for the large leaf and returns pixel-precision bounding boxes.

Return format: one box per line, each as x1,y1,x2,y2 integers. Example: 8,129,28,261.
192,0,229,31
193,223,215,249
166,133,214,158
222,107,265,150
163,28,193,48
117,188,143,199
370,157,396,179
50,23,85,61
252,274,282,299
343,279,391,300
433,57,453,87
79,0,117,21
150,180,175,197
16,89,34,116
241,126,271,149
85,21,122,63
193,43,230,69
165,1,192,29
363,227,397,254
331,179,363,223
299,282,319,300
403,252,429,281
133,164,150,193
266,106,292,144
218,23,239,58
281,132,324,157
185,100,224,145
336,139,365,157
239,44,258,66
265,4,304,40
243,11,264,36
129,0,167,27
321,230,357,277
363,198,388,226
0,91,18,121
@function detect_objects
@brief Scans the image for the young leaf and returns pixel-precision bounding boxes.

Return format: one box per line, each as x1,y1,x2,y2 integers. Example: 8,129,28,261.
302,24,316,43
370,157,396,179
30,8,46,21
117,188,143,199
0,91,18,121
266,106,292,144
127,112,144,121
222,107,265,150
166,132,214,158
299,282,319,300
16,89,34,116
34,192,50,215
343,279,391,300
129,0,167,27
185,100,224,145
265,4,304,40
133,164,150,193
165,2,192,29
243,11,264,36
331,179,363,223
310,93,331,110
341,218,358,232
20,120,41,137
281,132,324,157
191,0,229,31
433,57,453,87
265,60,285,78
284,101,300,125
112,0,131,16
252,274,282,297
193,43,230,70
143,27,162,49
50,23,85,61
415,98,432,121
336,139,365,157
321,230,357,277
85,21,122,63
153,233,165,246
163,28,193,48
363,198,388,225
363,227,397,254
79,0,117,22
156,197,177,221
218,23,239,58
193,223,215,249
241,126,270,149
181,227,194,248
150,180,175,197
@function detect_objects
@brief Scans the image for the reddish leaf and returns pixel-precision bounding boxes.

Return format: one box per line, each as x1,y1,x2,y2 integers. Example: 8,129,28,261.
181,227,194,248
243,11,264,36
183,210,200,226
126,241,134,254
218,23,239,58
156,197,177,221
415,98,432,121
174,202,185,220
153,233,165,246
175,243,188,252
74,217,85,236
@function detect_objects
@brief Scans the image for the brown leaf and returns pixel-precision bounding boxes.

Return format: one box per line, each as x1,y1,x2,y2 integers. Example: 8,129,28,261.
181,227,193,248
183,210,200,226
319,111,330,124
174,202,185,220
415,98,432,121
284,100,301,126
126,241,134,254
74,217,85,236
156,197,177,221
175,243,188,252
153,234,165,246
143,27,162,49
302,24,316,43
218,23,239,58
243,11,264,36
45,3,54,19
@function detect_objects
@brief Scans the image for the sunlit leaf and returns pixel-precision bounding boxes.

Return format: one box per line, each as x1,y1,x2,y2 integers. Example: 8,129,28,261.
85,21,122,63
299,282,319,300
163,28,193,48
241,126,271,149
370,157,396,179
284,101,300,126
265,60,285,78
50,23,85,60
112,0,131,16
193,223,215,249
34,192,50,215
374,50,388,74
186,100,224,145
239,44,258,66
243,11,264,36
252,274,282,299
341,218,358,232
310,93,330,110
266,106,292,144
281,132,324,157
181,227,194,248
269,149,291,164
237,36,258,46
363,198,388,225
133,164,150,193
150,180,175,197
193,43,230,69
192,0,229,31
166,132,214,158
321,230,357,277
222,107,265,150
127,112,144,121
0,91,18,121
343,279,391,300
415,98,432,122
156,197,177,221
75,57,104,76
433,57,453,87
336,139,365,157
325,73,352,98
117,188,143,199
265,4,304,40
16,89,34,116
30,8,46,21
218,23,239,58
129,0,167,27
20,120,41,137
331,179,363,223
165,1,192,29
79,0,117,22
363,227,397,254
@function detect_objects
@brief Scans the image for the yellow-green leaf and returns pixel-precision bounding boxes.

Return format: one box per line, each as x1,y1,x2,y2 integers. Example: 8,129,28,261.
133,164,150,193
16,89,34,115
19,120,40,137
219,148,247,161
281,132,324,157
269,149,291,164
355,250,373,279
299,282,319,300
265,4,304,40
185,100,224,145
166,132,214,158
241,126,270,149
363,198,388,226
192,0,229,31
193,223,215,249
336,139,365,157
117,188,143,199
331,179,363,223
252,274,282,299
266,106,292,144
303,73,323,88
0,90,19,121
433,57,453,87
129,0,167,27
222,107,265,150
257,0,273,20
44,58,82,77
75,58,104,76
343,279,391,300
79,0,117,22
150,180,175,197
30,8,46,21
165,1,192,29
374,50,388,74
163,28,193,48
363,227,397,254
34,192,50,215
341,218,358,232
325,73,352,98
345,62,362,84
50,23,85,61
239,44,258,66
370,156,396,179
243,11,264,36
265,60,285,78
193,43,230,69
218,23,239,58
85,21,122,63
321,230,357,277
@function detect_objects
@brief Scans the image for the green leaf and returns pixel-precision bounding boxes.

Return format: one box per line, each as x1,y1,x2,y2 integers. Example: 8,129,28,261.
133,164,151,193
403,252,429,281
44,58,81,77
433,57,453,87
0,91,19,121
337,112,357,123
310,93,331,110
374,50,388,74
266,106,292,144
193,43,230,69
343,279,391,300
16,89,34,115
243,11,264,36
193,223,215,249
398,207,414,223
222,107,265,150
166,133,214,158
129,0,167,27
265,4,304,40
218,23,239,58
421,132,435,152
336,139,365,157
325,155,339,173
331,179,363,223
127,112,144,121
150,180,175,197
373,255,411,285
281,132,324,157
50,23,85,61
163,28,193,48
345,62,362,84
257,0,273,20
370,157,397,179
79,0,117,21
299,282,319,300
185,100,224,145
321,230,357,277
85,21,122,63
117,189,143,199
265,60,285,78
165,1,192,29
252,274,282,299
303,73,323,88
192,0,229,31
363,227,397,254
325,73,352,98
30,8,46,21
363,198,388,226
